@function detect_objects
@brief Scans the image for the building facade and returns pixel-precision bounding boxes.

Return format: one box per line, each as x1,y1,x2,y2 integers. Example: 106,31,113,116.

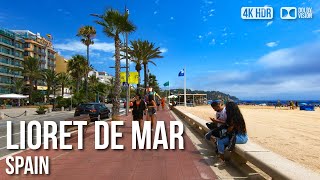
0,28,24,94
55,54,68,73
88,71,113,85
12,30,56,71
13,30,56,92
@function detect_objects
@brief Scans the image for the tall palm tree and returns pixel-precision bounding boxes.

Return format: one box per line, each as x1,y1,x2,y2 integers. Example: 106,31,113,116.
42,69,58,102
139,40,163,94
67,55,88,93
77,26,96,98
127,40,143,94
95,9,136,118
22,57,42,103
57,72,70,96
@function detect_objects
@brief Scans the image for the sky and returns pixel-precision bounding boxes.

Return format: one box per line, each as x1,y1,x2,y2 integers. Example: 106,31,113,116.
1,0,320,100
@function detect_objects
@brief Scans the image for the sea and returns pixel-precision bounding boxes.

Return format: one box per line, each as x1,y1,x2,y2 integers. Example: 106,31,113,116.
236,100,320,106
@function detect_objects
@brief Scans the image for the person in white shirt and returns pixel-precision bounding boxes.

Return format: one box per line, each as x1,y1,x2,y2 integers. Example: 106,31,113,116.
205,100,227,140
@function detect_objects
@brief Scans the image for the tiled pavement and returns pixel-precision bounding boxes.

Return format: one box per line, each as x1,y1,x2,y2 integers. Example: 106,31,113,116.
0,108,217,180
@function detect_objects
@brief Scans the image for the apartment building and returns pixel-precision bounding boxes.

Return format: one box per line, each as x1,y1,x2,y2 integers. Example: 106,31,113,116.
0,28,24,94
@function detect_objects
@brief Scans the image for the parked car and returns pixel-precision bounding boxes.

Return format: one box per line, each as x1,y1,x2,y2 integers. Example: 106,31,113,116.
74,103,110,121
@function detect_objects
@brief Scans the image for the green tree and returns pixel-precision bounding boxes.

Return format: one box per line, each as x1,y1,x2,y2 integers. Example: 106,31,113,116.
42,69,58,102
22,57,42,103
95,9,136,118
148,73,160,94
57,72,70,96
67,55,88,93
139,40,163,94
12,79,25,94
127,40,143,94
77,26,96,99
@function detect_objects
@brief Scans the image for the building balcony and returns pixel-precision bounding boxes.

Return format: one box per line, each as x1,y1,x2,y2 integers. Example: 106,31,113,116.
0,28,15,39
0,88,11,94
0,39,14,48
0,51,15,58
48,54,55,59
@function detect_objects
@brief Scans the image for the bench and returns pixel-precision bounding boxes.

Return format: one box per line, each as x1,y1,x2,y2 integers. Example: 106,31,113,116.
65,115,91,133
172,107,320,180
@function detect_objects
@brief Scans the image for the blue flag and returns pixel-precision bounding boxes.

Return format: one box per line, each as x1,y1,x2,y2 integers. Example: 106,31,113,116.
178,69,184,76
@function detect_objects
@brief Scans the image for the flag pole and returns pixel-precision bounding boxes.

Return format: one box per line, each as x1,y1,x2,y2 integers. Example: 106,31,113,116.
184,67,187,107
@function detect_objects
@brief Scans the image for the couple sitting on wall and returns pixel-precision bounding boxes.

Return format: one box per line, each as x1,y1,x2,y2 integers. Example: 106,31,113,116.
205,100,248,167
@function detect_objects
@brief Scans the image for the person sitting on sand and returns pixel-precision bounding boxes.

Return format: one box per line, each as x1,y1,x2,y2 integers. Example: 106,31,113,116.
214,101,248,167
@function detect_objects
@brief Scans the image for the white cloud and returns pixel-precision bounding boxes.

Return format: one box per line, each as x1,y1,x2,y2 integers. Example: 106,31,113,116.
313,29,320,33
170,16,174,20
198,35,203,39
209,9,215,12
266,41,279,47
194,42,320,99
209,14,213,17
204,0,213,5
160,48,168,53
55,40,115,53
154,11,158,15
210,38,215,45
266,21,273,27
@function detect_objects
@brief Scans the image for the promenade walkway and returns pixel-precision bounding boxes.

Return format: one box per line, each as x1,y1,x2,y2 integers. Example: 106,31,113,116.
0,108,218,180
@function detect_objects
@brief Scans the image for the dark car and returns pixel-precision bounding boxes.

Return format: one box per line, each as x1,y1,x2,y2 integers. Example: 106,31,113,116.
74,103,110,121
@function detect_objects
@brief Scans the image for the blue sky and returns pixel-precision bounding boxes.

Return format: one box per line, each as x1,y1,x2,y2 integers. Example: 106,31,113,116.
1,0,320,100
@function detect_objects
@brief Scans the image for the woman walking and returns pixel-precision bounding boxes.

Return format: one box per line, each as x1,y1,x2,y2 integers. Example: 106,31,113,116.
214,101,248,167
132,94,146,131
147,95,157,130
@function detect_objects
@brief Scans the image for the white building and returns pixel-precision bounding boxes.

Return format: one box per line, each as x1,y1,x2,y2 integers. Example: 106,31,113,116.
88,71,113,85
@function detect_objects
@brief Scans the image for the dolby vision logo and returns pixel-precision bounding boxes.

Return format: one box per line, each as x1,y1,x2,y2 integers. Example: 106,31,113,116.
280,7,297,19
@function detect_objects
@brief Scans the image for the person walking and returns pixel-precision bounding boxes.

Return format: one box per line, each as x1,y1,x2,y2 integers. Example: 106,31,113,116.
132,94,146,131
161,97,165,110
147,95,157,130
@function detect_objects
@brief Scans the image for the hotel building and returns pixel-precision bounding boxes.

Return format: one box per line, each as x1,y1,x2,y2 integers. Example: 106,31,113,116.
0,28,24,94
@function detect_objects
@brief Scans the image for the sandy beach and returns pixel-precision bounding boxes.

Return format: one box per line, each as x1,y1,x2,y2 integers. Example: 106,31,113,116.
176,105,320,174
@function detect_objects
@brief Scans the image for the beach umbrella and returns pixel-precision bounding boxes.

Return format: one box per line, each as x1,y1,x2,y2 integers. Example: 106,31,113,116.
0,94,29,106
0,94,28,99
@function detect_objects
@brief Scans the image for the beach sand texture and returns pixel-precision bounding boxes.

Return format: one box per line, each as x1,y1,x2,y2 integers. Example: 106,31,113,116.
176,105,320,174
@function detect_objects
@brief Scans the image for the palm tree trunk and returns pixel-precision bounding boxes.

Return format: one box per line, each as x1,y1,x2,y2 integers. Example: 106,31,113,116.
62,84,65,96
85,45,89,99
112,35,121,118
137,70,140,94
29,78,33,104
143,64,148,95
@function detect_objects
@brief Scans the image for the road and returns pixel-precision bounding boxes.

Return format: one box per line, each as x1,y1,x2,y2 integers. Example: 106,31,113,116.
0,105,125,159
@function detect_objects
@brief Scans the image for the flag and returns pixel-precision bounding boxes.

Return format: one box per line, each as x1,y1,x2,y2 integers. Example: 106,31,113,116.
178,69,184,76
163,81,169,87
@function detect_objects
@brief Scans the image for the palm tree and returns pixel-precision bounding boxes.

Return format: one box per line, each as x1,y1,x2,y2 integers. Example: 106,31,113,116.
42,69,58,102
94,9,136,118
127,40,143,94
139,40,163,94
77,26,96,98
22,57,42,103
12,79,25,94
67,55,88,93
57,72,70,97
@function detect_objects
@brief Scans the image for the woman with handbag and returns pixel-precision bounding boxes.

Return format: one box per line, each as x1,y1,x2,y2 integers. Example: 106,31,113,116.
214,101,248,167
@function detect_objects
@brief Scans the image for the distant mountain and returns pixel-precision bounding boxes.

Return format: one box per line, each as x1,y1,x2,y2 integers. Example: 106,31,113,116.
169,89,239,101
